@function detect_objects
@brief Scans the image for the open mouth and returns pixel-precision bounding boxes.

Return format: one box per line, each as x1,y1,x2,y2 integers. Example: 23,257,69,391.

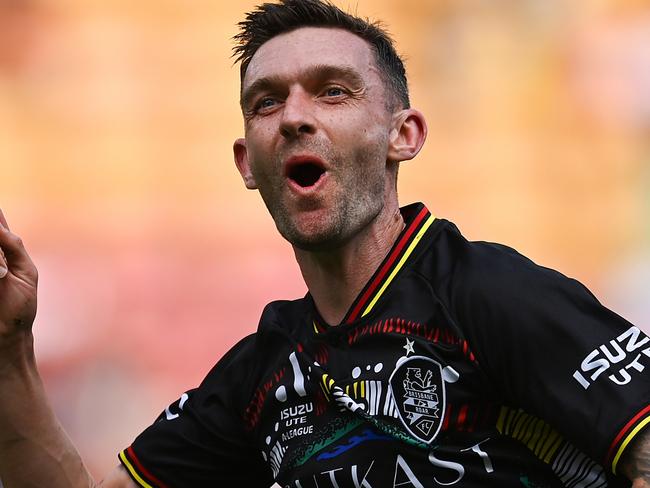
287,161,326,188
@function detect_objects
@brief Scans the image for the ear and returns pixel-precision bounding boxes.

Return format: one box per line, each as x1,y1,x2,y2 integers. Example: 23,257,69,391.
387,109,428,163
233,138,258,189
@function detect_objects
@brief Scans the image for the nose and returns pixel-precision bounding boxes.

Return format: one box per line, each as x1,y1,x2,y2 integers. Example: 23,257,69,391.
279,88,316,139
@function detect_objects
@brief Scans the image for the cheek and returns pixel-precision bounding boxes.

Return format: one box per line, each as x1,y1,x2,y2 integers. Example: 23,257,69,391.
244,133,279,179
347,107,389,141
348,122,390,164
245,119,278,152
249,160,276,187
332,115,386,154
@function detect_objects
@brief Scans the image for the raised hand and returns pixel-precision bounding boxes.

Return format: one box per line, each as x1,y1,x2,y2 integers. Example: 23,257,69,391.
0,211,141,488
0,209,38,351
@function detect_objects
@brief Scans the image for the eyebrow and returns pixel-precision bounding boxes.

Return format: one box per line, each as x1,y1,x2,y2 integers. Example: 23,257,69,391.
240,64,365,109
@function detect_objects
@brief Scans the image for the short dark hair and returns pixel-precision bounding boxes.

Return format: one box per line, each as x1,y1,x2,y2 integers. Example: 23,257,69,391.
233,0,410,109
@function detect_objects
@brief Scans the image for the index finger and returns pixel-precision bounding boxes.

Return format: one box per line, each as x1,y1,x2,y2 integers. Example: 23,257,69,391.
0,208,9,230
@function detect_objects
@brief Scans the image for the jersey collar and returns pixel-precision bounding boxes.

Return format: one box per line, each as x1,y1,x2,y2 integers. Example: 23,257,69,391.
312,202,436,333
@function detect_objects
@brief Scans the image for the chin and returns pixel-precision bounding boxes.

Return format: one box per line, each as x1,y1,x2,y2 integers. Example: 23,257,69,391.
280,224,347,253
290,238,341,253
284,231,340,252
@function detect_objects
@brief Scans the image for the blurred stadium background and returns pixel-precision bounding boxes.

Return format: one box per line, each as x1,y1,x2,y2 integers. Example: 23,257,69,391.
1,0,649,479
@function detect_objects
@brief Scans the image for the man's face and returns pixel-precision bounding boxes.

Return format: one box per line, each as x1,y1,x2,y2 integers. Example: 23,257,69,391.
234,27,397,251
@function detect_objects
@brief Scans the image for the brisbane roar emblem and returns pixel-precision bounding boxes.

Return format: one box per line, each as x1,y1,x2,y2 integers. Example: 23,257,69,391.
389,356,446,444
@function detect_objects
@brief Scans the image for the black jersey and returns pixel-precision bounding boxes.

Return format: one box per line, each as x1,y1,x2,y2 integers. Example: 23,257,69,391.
119,203,650,488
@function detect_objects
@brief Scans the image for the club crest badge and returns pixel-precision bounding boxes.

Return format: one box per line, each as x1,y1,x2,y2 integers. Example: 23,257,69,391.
389,356,445,444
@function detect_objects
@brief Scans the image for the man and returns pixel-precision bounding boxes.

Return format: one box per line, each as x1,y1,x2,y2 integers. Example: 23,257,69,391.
0,0,648,486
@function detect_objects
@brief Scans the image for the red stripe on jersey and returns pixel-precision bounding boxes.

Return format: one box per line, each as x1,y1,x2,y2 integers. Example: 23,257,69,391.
457,404,468,431
442,404,452,431
126,446,170,488
345,206,429,323
605,404,650,466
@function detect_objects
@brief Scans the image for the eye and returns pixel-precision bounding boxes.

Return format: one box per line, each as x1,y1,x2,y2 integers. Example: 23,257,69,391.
324,86,345,97
255,97,279,112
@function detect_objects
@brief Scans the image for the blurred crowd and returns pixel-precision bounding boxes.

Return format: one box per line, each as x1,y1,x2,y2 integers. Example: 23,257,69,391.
1,0,648,477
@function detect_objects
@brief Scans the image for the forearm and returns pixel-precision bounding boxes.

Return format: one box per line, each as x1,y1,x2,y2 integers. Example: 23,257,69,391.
0,332,94,488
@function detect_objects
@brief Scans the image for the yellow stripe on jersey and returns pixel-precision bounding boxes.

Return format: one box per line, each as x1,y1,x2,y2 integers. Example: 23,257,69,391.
612,416,650,474
361,215,435,318
496,406,563,465
320,374,331,400
119,450,154,488
544,433,563,464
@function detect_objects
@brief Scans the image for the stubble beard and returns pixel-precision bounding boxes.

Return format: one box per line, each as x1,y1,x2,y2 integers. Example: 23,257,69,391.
259,138,389,253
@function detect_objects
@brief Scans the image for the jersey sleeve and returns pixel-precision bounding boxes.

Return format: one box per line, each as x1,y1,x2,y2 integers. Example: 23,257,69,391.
447,238,650,474
118,334,274,488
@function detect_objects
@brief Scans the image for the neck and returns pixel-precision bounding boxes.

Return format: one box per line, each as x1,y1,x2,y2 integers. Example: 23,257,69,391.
294,202,405,326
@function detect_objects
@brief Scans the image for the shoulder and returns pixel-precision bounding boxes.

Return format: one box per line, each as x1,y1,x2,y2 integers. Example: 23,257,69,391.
419,218,598,324
257,296,311,338
430,218,580,292
427,218,543,277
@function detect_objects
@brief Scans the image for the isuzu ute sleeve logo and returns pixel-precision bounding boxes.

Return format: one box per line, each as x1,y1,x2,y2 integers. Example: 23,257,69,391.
573,326,650,390
389,356,446,444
